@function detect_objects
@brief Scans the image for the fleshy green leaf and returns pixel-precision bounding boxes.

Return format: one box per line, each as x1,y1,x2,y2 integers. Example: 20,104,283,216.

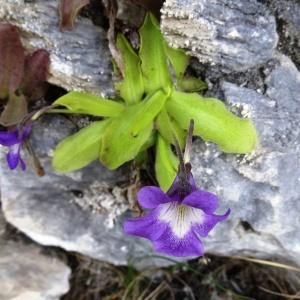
54,91,125,117
100,89,169,169
165,45,189,80
155,134,178,191
0,24,25,99
115,34,144,104
59,0,90,31
166,91,257,153
0,93,27,126
53,120,109,172
178,77,208,92
156,107,185,149
139,13,171,94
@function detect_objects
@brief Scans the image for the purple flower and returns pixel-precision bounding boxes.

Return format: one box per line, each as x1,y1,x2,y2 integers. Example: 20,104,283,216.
0,125,31,170
124,173,230,257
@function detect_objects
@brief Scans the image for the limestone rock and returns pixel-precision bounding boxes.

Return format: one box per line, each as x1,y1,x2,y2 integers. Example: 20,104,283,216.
0,208,70,300
161,0,278,73
191,54,300,264
0,115,180,269
0,240,70,300
0,0,113,96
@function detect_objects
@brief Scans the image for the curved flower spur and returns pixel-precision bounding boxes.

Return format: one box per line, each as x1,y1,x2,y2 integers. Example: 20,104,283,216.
124,120,230,257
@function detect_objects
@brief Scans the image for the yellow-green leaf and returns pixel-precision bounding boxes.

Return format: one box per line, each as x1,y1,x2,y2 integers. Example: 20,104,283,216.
155,134,178,191
139,13,171,94
165,45,189,80
54,91,125,117
115,34,144,104
178,76,208,92
100,89,169,169
166,91,257,153
156,107,185,149
53,120,109,172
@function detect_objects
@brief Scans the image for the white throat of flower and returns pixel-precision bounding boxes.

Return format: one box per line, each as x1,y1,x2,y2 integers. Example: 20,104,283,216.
158,202,204,239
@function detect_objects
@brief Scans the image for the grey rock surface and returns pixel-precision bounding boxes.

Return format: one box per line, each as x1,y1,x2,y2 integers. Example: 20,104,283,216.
0,115,182,269
0,210,70,300
161,0,278,73
0,0,300,270
0,240,70,300
191,54,300,263
1,54,300,267
0,0,113,96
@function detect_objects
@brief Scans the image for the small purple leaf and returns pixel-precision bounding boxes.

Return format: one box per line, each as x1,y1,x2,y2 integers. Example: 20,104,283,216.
21,49,50,101
59,0,90,31
0,24,25,99
0,93,28,126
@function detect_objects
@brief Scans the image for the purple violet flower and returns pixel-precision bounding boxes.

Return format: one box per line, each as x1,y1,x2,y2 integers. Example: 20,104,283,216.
124,120,230,257
0,125,31,170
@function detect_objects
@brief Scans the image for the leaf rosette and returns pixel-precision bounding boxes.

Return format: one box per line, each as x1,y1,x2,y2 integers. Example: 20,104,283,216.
52,13,257,190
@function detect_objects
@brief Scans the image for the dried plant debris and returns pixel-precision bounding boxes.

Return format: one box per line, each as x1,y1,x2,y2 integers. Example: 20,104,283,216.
59,0,90,31
62,254,300,300
0,23,50,127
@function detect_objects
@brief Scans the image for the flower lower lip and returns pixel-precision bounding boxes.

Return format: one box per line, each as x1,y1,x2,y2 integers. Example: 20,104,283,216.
124,174,230,257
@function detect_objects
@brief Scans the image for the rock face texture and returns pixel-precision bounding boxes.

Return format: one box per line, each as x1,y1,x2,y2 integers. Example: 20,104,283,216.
1,54,300,266
0,115,179,269
161,0,278,72
0,0,300,271
0,211,70,300
0,0,113,96
191,54,300,263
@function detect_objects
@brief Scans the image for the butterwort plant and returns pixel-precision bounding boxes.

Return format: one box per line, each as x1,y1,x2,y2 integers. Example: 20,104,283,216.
124,121,230,257
52,13,257,191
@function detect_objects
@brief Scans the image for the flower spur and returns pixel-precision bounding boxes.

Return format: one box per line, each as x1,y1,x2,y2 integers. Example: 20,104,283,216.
124,120,230,257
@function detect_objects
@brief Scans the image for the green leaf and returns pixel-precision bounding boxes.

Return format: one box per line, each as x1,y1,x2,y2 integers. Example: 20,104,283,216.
178,76,208,92
155,134,178,191
115,34,144,104
54,91,125,117
165,45,189,80
156,107,185,149
53,120,109,172
100,89,169,169
166,91,257,153
139,131,156,153
139,13,171,94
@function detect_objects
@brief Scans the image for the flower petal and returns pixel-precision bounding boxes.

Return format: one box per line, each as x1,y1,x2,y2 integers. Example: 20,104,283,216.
124,208,204,257
124,210,167,241
158,202,206,239
182,190,219,214
192,209,230,237
6,143,21,169
0,130,19,146
137,186,171,209
153,227,204,257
